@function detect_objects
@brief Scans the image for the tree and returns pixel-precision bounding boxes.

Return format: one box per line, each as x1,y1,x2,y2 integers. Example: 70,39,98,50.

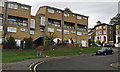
3,37,17,49
45,32,56,46
64,8,72,13
24,37,33,49
110,13,120,25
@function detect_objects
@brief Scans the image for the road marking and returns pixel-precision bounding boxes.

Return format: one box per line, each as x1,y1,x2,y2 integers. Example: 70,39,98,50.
29,62,36,71
110,64,113,66
34,61,44,72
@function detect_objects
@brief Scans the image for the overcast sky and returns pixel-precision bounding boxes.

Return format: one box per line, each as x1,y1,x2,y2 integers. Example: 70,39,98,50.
7,0,119,28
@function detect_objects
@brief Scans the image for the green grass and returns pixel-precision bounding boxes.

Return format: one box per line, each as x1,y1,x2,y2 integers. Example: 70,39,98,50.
45,47,102,57
2,47,102,63
2,50,43,63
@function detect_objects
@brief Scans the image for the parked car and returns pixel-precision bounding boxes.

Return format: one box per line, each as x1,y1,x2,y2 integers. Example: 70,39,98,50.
104,44,115,47
96,47,113,55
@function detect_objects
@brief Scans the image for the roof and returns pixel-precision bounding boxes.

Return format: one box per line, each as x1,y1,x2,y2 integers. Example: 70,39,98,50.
94,23,112,28
38,6,89,18
5,1,31,7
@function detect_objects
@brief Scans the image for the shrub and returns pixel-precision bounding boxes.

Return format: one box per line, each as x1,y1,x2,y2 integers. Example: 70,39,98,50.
3,37,17,49
45,32,56,46
96,40,100,44
24,37,33,49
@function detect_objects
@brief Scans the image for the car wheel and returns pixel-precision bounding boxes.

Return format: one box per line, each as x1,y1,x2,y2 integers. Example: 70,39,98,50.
104,52,106,55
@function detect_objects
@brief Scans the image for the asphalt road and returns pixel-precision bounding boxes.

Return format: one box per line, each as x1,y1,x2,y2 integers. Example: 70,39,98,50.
36,48,119,70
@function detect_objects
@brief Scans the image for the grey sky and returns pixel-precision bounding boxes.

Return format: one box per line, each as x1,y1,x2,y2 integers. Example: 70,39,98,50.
8,0,119,28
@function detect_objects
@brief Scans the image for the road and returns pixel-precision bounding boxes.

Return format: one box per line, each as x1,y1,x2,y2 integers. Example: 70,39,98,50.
36,48,119,70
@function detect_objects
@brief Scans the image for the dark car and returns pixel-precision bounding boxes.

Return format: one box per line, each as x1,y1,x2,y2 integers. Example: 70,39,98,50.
104,44,115,47
96,47,113,55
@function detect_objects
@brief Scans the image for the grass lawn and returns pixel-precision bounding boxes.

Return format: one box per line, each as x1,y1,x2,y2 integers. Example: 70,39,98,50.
2,47,102,63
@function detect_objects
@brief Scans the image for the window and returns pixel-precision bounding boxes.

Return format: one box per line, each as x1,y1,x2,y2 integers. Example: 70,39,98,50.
103,25,106,29
77,16,82,20
20,28,28,32
71,14,75,17
48,18,61,27
0,1,4,7
96,32,98,35
7,27,17,33
77,24,86,31
64,13,69,17
84,33,87,35
21,6,29,10
103,30,106,34
71,31,75,34
48,28,54,32
0,14,3,24
57,29,62,32
77,40,81,44
117,31,119,35
99,31,102,35
30,19,35,28
117,25,119,29
99,26,102,29
48,8,54,13
40,17,45,26
8,3,18,9
64,30,69,34
0,26,3,31
83,17,87,19
64,22,75,29
19,19,27,26
30,30,34,35
77,32,82,36
57,10,62,13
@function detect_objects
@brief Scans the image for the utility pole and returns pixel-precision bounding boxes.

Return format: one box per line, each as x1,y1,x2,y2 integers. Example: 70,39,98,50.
3,1,8,48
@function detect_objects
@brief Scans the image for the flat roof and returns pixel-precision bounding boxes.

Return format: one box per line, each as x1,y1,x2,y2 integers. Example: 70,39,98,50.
5,1,31,7
40,6,89,18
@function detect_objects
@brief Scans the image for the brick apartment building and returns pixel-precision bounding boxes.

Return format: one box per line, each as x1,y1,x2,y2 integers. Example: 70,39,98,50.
0,1,89,48
94,21,113,44
114,24,120,44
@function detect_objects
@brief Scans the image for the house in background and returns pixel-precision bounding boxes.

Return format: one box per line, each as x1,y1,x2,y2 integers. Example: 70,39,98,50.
92,21,113,44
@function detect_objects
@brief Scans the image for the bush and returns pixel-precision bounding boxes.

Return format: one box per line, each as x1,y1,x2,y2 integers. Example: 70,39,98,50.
45,32,56,46
24,37,33,49
3,37,17,49
96,40,99,44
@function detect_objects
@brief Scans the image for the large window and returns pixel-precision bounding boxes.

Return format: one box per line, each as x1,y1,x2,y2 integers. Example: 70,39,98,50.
21,6,29,10
64,22,75,29
96,32,98,35
48,18,61,27
0,1,4,7
64,30,69,34
19,19,27,26
48,28,54,32
8,3,18,9
48,8,54,13
83,17,87,19
40,17,45,26
20,28,28,32
77,32,82,36
30,19,35,29
7,27,17,33
77,40,81,44
8,16,28,26
77,16,82,20
77,24,86,31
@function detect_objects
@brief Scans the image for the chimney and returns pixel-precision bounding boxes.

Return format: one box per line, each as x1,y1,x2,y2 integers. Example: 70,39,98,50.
96,21,101,25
